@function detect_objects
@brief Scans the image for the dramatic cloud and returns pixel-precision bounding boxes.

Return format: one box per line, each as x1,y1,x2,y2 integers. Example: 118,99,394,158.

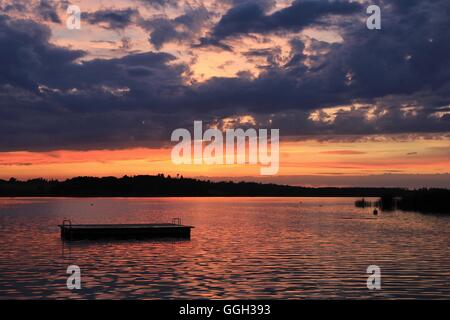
0,14,187,150
212,0,362,39
0,0,449,152
85,8,139,29
140,7,211,49
138,0,179,8
0,15,84,91
36,0,61,23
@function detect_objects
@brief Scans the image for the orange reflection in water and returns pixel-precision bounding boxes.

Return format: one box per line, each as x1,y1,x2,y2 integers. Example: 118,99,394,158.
0,197,449,299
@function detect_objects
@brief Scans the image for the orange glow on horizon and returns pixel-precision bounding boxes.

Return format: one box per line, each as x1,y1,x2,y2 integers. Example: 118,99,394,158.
0,138,448,181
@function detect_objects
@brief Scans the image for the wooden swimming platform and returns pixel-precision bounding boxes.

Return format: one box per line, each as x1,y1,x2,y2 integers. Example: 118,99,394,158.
58,218,193,240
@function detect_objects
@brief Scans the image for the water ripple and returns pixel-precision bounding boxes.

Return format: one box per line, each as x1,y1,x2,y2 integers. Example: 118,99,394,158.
0,197,449,299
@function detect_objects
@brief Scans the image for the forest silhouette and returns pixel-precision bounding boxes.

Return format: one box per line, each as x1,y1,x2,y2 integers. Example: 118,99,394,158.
1,175,448,214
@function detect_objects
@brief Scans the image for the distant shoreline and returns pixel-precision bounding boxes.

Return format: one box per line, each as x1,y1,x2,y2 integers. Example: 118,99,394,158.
2,175,449,214
0,195,383,198
0,174,416,197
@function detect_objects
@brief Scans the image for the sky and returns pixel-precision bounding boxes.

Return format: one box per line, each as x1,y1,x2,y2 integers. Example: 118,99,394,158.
0,0,449,187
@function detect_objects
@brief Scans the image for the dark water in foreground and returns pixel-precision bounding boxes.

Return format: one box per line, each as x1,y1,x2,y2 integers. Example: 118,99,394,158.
0,197,448,299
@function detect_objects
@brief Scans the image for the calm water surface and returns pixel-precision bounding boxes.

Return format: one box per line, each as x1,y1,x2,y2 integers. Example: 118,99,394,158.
0,197,448,299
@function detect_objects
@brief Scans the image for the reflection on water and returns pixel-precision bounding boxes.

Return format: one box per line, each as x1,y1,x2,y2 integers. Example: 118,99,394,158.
0,197,448,299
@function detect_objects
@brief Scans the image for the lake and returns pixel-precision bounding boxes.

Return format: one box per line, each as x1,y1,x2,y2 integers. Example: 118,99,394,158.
0,197,448,299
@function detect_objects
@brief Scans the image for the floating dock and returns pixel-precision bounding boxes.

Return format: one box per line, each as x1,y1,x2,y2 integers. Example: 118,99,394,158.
58,218,193,240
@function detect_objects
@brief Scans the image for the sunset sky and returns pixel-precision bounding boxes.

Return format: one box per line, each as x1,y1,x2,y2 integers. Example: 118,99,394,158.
0,0,449,187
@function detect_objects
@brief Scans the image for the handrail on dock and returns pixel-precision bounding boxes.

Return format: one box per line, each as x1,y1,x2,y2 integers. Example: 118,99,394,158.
62,219,72,228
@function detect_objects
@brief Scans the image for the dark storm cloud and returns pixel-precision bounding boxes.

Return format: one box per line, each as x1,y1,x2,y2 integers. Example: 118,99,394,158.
139,0,178,8
84,8,139,29
333,1,450,99
1,0,64,23
140,7,210,49
0,0,30,15
0,15,84,91
188,0,450,132
212,0,362,40
388,0,421,11
192,37,234,52
36,0,61,23
0,14,188,150
0,0,449,152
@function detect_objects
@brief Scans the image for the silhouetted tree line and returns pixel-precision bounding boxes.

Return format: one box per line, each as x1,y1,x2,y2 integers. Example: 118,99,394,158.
0,174,411,198
376,189,450,214
354,198,372,208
